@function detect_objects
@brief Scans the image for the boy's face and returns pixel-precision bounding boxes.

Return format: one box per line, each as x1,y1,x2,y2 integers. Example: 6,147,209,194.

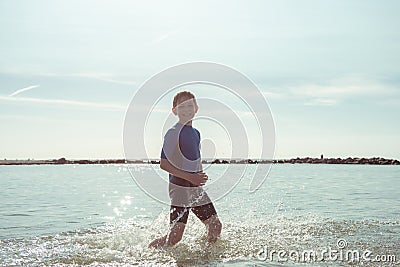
172,97,198,123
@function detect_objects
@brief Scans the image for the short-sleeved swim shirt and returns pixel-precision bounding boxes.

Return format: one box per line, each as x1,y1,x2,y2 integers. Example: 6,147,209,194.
160,122,202,187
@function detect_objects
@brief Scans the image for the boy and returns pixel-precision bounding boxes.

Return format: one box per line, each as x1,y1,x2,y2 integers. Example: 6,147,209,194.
149,91,222,248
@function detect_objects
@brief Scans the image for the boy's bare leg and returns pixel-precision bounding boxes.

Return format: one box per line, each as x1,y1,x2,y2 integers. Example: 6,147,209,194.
148,222,186,248
166,222,186,246
203,215,222,243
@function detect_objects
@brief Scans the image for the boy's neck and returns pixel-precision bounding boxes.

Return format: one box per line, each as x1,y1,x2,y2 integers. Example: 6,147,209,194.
178,119,192,126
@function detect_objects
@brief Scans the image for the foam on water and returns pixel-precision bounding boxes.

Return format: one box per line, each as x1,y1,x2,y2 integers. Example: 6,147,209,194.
1,213,399,266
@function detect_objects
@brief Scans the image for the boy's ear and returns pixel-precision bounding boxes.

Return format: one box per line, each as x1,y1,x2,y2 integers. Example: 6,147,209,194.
195,104,199,113
172,107,177,115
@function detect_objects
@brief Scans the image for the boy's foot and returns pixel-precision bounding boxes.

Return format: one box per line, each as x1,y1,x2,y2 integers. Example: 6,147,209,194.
148,235,167,248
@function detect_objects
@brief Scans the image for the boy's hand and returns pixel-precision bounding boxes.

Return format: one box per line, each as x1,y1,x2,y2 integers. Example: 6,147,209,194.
190,172,208,186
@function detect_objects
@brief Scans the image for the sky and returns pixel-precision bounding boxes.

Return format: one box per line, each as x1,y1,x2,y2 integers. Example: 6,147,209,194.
0,0,399,160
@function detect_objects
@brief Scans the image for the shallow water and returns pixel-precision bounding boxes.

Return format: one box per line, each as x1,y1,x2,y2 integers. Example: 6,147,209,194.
0,164,399,266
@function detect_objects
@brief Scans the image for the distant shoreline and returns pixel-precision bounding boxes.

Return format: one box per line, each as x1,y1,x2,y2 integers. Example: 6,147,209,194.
0,157,399,165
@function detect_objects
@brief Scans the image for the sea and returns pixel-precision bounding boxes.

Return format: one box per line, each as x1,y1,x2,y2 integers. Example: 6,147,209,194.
0,164,399,266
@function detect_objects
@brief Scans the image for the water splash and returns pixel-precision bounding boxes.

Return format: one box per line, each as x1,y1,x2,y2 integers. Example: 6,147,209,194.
1,214,398,266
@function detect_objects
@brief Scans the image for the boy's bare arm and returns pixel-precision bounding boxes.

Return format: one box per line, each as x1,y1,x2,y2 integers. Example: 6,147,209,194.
160,158,208,186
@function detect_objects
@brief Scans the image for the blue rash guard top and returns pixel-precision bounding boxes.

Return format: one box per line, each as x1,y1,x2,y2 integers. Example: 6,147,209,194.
160,122,202,187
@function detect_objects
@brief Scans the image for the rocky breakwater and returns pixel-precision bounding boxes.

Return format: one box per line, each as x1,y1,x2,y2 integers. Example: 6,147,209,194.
1,157,399,165
273,157,400,165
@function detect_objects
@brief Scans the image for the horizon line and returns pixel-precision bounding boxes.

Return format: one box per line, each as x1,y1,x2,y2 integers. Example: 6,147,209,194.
1,156,399,161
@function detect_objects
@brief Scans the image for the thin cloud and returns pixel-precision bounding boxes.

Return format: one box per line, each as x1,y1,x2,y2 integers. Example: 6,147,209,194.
304,98,337,106
9,85,40,97
294,84,374,98
0,95,126,110
41,72,138,86
288,77,398,106
262,91,285,99
151,28,182,44
292,78,396,98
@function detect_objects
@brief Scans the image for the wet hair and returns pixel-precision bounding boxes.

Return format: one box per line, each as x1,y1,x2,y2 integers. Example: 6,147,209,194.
173,91,197,108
